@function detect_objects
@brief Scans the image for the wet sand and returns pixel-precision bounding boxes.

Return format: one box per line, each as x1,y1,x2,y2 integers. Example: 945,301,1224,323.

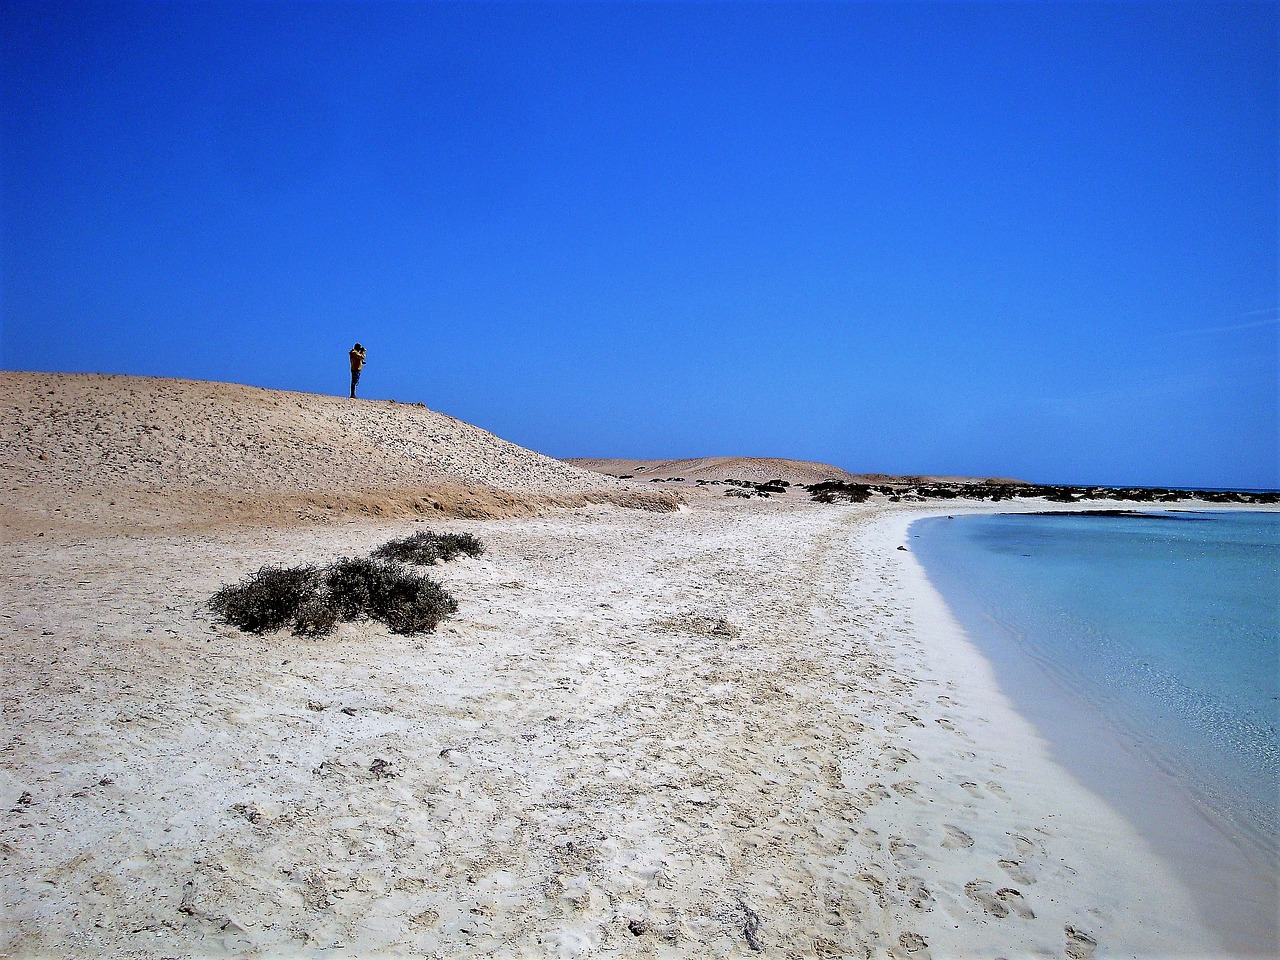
907,507,1280,956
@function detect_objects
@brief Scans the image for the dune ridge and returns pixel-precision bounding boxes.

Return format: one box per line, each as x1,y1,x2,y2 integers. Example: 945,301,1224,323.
568,456,858,485
569,457,1030,488
1,372,678,536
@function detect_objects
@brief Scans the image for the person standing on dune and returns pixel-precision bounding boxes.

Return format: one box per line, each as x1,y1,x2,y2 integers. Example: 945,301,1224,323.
349,343,367,398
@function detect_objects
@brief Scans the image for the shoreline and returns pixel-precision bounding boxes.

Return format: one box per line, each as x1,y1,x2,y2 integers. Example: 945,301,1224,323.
902,504,1279,955
0,497,1243,956
851,504,1225,957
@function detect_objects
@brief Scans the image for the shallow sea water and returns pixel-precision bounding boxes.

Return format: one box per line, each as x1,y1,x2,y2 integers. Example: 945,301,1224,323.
912,509,1279,949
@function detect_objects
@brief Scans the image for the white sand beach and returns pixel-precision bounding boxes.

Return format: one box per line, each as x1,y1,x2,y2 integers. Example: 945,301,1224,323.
0,374,1238,957
2,498,1233,958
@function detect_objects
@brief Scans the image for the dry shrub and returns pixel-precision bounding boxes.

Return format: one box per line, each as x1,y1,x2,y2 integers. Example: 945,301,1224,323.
807,481,873,503
324,557,458,634
372,530,485,565
209,565,321,634
210,557,457,637
293,597,340,636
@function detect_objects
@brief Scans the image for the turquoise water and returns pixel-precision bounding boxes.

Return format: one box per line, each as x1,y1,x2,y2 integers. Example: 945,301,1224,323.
912,510,1279,875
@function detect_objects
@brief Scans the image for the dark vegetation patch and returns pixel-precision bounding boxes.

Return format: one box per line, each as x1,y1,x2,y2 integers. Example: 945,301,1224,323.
803,480,1278,506
720,478,792,498
1023,509,1211,521
209,532,479,637
372,530,485,565
210,565,322,634
808,482,873,503
324,557,458,634
293,596,340,636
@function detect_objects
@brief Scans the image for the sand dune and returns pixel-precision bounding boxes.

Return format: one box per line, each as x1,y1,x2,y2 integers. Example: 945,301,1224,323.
569,457,1030,488
1,372,676,536
568,456,858,485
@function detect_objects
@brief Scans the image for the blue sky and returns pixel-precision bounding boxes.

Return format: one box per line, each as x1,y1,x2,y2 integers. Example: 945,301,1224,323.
2,1,1276,488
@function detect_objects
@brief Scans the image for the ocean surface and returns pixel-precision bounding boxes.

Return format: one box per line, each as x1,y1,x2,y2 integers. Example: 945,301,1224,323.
911,509,1279,946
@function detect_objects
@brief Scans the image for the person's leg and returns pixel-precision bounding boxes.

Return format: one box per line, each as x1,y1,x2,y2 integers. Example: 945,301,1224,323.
350,368,360,398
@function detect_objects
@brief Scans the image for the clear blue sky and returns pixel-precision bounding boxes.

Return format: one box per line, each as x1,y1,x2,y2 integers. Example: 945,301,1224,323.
2,1,1276,488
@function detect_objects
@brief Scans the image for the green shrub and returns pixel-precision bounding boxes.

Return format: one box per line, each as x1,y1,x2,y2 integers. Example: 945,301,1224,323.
209,565,321,634
372,530,485,565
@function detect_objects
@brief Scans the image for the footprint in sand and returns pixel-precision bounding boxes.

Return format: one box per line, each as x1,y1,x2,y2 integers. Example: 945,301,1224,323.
1011,833,1038,854
1064,924,1097,959
964,880,1035,919
897,930,929,954
985,780,1008,798
899,876,934,913
889,837,921,865
860,782,892,806
997,833,1043,883
858,865,890,906
958,781,983,798
941,824,974,850
878,746,917,770
995,887,1035,919
997,858,1036,885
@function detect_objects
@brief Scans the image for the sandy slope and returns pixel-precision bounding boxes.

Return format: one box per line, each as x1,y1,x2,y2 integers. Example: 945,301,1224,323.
0,372,676,537
0,498,1221,959
567,457,857,485
568,459,1029,489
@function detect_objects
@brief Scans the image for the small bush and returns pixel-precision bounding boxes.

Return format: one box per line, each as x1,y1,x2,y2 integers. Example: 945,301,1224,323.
372,530,485,566
209,565,321,634
378,573,458,635
324,556,380,620
323,557,458,634
807,482,872,503
210,557,457,637
293,597,340,637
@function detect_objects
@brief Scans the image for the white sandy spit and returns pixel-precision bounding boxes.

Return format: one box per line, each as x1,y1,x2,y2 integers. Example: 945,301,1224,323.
0,495,1229,959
